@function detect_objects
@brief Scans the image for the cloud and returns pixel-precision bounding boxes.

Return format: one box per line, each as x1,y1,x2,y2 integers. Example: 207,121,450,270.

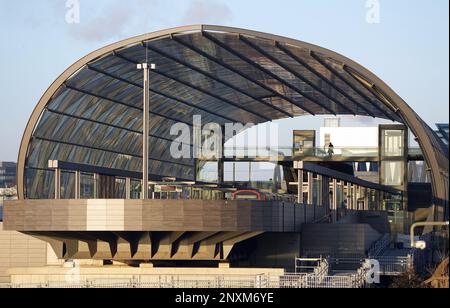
67,2,134,42
63,0,232,43
180,0,233,25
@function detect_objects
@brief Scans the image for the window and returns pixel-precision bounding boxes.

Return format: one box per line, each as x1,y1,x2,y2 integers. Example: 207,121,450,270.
381,130,404,157
80,173,95,199
381,161,404,186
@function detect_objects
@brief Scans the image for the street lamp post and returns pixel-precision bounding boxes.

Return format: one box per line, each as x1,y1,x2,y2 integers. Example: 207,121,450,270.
137,62,156,200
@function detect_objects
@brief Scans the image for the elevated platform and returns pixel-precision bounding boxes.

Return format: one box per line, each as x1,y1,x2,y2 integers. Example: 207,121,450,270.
3,199,328,261
215,147,423,163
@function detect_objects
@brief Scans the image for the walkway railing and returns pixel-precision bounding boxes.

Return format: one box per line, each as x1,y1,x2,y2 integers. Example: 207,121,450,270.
0,252,422,289
0,273,367,289
368,234,391,258
204,146,424,161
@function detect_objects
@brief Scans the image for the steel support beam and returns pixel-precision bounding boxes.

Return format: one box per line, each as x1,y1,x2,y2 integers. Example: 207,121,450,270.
33,135,194,169
308,172,314,205
297,169,304,204
45,107,192,148
115,51,270,122
276,43,376,118
63,83,194,127
233,35,338,115
239,36,354,115
202,32,319,115
139,62,151,200
87,64,239,124
310,51,396,121
172,35,314,116
147,41,293,118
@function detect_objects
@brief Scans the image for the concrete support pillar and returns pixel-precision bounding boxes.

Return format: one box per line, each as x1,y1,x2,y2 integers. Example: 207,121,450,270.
346,182,351,211
125,177,131,200
332,179,338,222
54,168,61,200
318,175,323,206
93,173,98,199
308,172,313,205
364,188,369,211
74,171,80,200
322,176,330,209
297,169,304,204
218,125,225,186
332,179,338,211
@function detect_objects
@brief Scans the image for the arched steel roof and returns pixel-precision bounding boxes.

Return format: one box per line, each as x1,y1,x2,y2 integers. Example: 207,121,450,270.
18,25,448,217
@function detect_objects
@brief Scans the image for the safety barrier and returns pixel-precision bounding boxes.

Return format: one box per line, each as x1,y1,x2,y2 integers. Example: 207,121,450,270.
1,271,368,289
368,234,391,258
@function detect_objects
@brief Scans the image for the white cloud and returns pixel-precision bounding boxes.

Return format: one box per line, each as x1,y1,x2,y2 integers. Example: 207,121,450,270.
67,1,134,42
180,0,233,25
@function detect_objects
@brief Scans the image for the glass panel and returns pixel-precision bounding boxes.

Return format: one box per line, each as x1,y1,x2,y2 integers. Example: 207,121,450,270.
60,171,75,199
382,129,404,157
336,184,344,208
197,162,218,183
80,173,96,199
312,178,321,205
115,177,126,199
381,161,404,186
130,179,141,199
25,168,55,199
224,162,235,182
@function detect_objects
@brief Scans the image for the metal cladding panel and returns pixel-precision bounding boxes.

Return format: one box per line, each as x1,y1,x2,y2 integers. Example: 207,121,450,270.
4,199,319,233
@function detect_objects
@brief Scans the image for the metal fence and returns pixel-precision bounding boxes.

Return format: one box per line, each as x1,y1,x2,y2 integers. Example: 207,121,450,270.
368,234,391,258
0,252,422,289
0,271,370,289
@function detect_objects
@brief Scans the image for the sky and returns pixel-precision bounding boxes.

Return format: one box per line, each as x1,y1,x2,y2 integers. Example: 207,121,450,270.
0,0,449,161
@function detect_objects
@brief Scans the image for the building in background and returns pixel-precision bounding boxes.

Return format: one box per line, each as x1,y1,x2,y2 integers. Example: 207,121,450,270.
0,162,17,188
319,119,380,184
435,124,449,147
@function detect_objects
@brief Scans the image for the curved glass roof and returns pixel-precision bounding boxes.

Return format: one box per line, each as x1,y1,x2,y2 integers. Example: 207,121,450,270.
21,26,448,199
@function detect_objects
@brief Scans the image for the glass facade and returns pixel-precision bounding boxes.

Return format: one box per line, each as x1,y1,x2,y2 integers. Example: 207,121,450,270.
381,129,405,157
381,162,404,186
80,173,96,199
20,29,409,199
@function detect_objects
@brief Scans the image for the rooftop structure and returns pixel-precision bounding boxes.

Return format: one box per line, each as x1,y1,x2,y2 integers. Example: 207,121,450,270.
3,26,448,268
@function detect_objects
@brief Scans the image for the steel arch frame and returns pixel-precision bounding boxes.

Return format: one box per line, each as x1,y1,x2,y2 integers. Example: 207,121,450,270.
16,25,448,221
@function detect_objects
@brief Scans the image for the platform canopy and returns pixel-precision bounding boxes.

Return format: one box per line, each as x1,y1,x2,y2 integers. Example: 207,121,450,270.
18,25,448,209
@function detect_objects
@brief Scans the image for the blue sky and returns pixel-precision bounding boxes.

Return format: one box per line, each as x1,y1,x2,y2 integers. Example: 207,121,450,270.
0,0,448,161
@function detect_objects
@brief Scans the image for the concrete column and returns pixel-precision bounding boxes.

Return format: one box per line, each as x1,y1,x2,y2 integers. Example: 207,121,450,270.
322,176,330,209
332,179,338,222
297,169,304,204
332,179,338,210
346,182,351,211
218,126,225,186
125,177,131,200
93,173,98,199
318,175,323,206
364,188,369,211
74,171,80,200
307,172,312,205
54,168,61,200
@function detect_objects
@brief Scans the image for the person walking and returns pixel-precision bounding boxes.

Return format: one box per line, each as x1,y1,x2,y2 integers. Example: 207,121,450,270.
328,142,335,157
